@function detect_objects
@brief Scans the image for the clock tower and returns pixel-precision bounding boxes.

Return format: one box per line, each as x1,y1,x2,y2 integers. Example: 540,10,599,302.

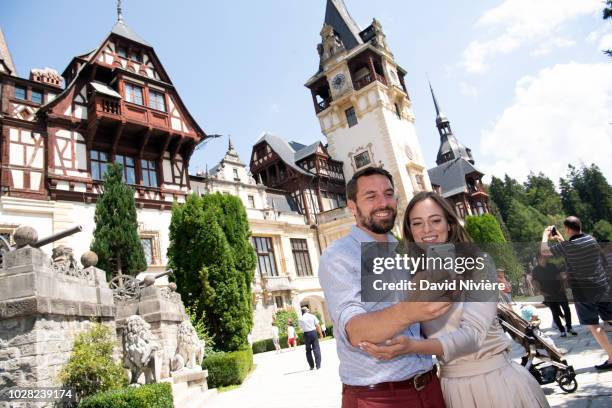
305,0,431,212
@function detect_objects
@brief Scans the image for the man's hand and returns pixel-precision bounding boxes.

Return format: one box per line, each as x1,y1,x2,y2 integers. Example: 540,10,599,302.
400,301,452,323
359,336,414,360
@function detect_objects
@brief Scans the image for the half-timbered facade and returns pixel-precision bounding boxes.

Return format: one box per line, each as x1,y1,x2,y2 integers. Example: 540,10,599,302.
191,140,330,341
250,133,346,225
0,18,206,274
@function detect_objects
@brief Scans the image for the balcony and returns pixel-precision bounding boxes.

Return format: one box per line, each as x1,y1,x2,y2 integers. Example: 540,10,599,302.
261,276,296,292
89,95,121,119
316,97,332,113
316,206,352,224
353,73,387,91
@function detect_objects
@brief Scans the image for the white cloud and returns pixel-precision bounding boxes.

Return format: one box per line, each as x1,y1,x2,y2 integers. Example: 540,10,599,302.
530,37,575,56
599,34,612,52
479,62,612,184
459,81,478,97
462,0,600,73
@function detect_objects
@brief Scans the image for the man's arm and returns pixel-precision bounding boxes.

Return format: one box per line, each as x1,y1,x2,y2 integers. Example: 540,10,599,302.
541,226,563,256
316,323,323,338
318,248,451,349
345,302,451,347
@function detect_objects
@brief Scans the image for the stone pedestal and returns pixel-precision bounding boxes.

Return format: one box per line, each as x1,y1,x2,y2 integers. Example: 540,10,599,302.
0,246,115,407
116,285,186,379
162,368,216,408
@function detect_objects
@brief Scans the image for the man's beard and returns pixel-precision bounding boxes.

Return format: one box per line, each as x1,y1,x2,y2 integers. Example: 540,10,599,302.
356,206,397,234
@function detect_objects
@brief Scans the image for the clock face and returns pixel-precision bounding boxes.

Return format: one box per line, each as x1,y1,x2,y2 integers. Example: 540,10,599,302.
331,73,346,90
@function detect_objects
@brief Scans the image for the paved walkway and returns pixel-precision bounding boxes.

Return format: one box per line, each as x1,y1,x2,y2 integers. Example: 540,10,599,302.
205,304,611,407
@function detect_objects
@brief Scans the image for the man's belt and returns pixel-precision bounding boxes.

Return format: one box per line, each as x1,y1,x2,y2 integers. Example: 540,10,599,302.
342,367,436,392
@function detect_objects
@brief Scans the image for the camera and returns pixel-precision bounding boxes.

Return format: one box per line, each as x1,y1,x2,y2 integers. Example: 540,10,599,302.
550,226,558,237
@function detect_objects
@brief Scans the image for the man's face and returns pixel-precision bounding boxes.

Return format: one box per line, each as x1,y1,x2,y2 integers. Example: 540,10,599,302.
348,174,397,234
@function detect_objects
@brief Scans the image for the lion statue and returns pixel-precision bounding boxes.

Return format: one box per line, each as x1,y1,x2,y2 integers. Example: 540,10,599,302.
171,320,205,372
123,315,161,384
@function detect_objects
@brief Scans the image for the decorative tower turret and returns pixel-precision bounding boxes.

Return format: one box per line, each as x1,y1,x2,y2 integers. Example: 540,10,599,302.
305,0,431,213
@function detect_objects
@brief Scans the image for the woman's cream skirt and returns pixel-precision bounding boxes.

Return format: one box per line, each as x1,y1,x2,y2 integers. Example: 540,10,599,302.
439,353,550,408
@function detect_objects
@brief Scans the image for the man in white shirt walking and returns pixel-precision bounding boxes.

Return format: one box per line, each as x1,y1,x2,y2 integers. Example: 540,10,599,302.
299,306,323,370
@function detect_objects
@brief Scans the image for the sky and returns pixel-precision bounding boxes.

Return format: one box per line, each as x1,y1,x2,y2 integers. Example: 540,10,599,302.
2,0,611,185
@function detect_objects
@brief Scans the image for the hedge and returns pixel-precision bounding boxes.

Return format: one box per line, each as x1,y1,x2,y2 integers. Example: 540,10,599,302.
252,324,334,354
203,348,253,388
79,382,173,408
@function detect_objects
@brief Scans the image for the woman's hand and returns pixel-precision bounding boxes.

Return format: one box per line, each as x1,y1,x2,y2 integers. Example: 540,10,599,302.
359,335,415,360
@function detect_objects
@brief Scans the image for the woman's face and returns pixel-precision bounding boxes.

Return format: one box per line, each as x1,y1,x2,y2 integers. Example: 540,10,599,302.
408,198,450,244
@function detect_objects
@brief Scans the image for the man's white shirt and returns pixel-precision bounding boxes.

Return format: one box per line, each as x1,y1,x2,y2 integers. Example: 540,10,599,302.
299,312,319,332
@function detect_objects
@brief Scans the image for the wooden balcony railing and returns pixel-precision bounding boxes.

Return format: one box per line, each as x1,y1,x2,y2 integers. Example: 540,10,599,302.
89,95,121,117
316,97,332,113
353,73,387,91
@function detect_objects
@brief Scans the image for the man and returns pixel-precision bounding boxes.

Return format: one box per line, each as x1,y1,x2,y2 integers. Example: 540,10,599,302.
532,254,577,337
541,216,612,370
298,306,323,370
318,166,450,408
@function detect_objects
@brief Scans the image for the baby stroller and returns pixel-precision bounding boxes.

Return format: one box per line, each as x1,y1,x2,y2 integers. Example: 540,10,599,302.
497,303,578,393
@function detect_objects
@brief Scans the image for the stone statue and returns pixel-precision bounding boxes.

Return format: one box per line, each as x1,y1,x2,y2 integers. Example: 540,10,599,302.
123,315,161,384
171,320,205,372
51,245,81,278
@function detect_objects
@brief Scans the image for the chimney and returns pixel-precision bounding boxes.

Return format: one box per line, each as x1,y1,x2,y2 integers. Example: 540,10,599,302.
29,67,63,88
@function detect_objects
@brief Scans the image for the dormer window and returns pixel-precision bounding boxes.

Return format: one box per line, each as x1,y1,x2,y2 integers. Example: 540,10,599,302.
125,83,143,105
130,50,143,63
233,168,240,181
117,46,127,59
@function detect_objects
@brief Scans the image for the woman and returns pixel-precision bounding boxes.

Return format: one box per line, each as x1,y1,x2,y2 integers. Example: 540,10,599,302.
360,191,549,408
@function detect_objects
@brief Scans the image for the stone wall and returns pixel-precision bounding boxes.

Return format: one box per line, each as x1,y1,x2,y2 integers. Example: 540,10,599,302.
0,244,115,407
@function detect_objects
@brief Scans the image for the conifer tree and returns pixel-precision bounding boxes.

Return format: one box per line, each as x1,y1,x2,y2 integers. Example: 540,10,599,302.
90,163,146,278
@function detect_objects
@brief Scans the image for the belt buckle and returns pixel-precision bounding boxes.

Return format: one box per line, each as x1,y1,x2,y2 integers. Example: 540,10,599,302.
413,372,426,391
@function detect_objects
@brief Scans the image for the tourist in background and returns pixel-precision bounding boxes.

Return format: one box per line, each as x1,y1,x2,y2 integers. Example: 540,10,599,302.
287,318,297,350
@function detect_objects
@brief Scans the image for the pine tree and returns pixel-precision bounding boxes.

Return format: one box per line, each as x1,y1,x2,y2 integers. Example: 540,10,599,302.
524,172,564,216
168,192,255,351
560,164,612,231
90,163,146,279
168,194,209,312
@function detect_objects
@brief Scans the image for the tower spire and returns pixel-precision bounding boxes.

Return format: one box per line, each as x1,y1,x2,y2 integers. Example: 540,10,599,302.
428,79,441,117
117,0,124,23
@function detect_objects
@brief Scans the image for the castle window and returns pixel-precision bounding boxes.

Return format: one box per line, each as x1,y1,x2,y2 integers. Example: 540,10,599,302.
31,90,43,104
117,46,127,58
149,90,166,112
248,195,255,208
395,103,401,119
115,155,136,184
291,238,313,277
141,159,158,187
354,151,371,169
125,83,143,105
90,150,109,181
14,86,26,100
130,50,143,63
141,237,154,265
233,168,240,181
252,236,278,277
415,174,426,191
345,107,358,127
